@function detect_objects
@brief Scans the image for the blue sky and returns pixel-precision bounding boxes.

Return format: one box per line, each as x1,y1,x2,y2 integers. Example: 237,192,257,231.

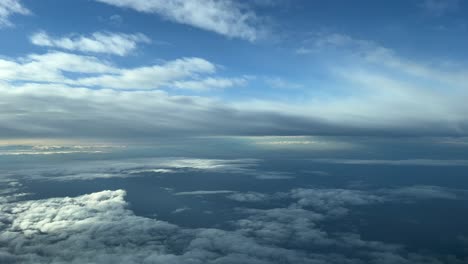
1,0,468,142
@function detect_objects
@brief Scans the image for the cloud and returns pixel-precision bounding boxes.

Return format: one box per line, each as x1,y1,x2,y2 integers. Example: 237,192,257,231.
0,145,119,156
0,51,249,91
30,31,150,56
172,77,247,91
420,0,459,16
0,51,117,83
285,33,468,136
4,157,261,181
384,185,459,200
0,181,30,204
290,188,384,216
227,192,269,202
236,207,331,247
95,0,261,41
3,35,468,140
172,207,191,214
310,159,468,166
72,57,217,89
0,188,463,263
174,190,236,196
0,0,30,28
0,190,183,263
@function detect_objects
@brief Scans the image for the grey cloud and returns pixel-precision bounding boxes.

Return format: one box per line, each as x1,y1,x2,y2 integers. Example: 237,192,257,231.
0,145,117,156
3,47,468,140
227,192,269,202
383,185,460,200
0,82,364,140
310,159,468,166
290,188,384,216
1,157,273,182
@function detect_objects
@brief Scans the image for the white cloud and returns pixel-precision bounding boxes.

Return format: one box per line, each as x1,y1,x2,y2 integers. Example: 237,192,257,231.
0,51,248,90
172,207,191,214
95,0,261,41
172,77,247,91
30,31,150,56
0,188,462,263
0,51,117,83
175,190,236,196
0,0,30,28
73,57,217,89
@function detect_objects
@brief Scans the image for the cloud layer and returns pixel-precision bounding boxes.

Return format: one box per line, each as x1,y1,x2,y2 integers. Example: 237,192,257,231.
1,187,463,264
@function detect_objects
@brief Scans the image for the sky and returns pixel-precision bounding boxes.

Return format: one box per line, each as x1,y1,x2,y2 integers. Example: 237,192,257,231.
1,0,468,143
2,1,468,264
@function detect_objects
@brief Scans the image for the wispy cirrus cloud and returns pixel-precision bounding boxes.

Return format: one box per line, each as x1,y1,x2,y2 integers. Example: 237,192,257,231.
0,0,30,28
94,0,262,41
30,31,150,56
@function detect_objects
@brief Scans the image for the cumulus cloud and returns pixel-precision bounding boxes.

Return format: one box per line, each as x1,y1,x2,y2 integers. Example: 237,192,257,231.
0,190,184,263
1,189,460,264
30,31,150,56
290,188,384,216
94,0,261,41
0,0,30,28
